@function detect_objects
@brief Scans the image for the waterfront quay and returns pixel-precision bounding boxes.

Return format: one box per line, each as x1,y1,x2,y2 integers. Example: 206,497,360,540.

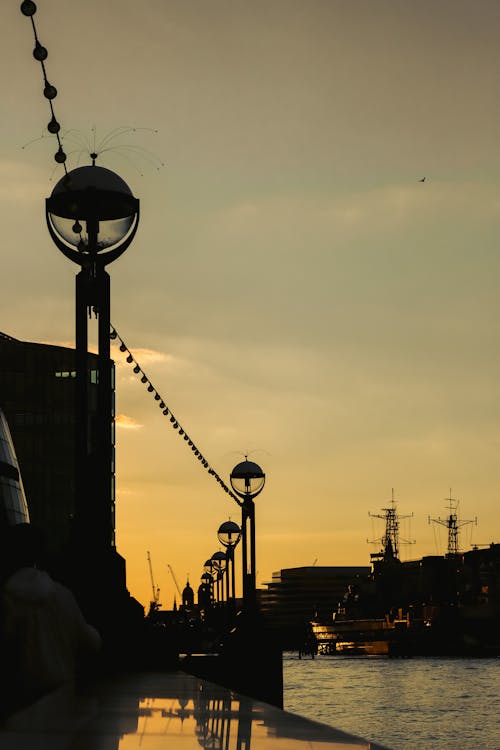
1,666,392,750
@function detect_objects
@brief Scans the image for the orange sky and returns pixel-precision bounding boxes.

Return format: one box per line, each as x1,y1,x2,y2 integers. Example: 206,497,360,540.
3,0,500,609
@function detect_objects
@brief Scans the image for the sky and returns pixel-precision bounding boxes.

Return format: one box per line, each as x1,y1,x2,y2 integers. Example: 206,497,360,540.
2,0,500,610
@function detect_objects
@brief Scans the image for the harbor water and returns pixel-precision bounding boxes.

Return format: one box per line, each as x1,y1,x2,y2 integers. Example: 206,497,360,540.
283,652,499,750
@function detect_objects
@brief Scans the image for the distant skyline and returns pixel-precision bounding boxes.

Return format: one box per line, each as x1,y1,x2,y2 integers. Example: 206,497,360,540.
3,1,500,609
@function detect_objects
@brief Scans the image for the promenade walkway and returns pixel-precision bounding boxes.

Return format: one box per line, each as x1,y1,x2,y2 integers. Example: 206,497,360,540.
0,669,392,749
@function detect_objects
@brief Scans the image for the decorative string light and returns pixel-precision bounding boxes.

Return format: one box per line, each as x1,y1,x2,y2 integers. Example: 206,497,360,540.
20,4,236,507
20,5,164,177
20,1,67,172
110,324,242,506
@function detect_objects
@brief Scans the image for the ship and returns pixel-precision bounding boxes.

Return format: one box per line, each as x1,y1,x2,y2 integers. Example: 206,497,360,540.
310,492,500,657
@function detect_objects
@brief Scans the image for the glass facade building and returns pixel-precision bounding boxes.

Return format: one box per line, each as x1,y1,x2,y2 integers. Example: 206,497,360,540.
0,331,115,568
0,406,30,528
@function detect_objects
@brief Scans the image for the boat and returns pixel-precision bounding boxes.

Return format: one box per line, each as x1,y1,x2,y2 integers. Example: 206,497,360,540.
311,608,412,656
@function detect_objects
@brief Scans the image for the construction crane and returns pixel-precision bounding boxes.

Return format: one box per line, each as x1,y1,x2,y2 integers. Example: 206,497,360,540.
167,563,182,606
147,550,161,614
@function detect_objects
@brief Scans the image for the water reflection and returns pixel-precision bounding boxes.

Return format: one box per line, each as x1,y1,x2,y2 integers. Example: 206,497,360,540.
119,680,255,750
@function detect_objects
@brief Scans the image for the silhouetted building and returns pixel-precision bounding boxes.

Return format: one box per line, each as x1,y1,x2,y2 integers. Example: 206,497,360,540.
259,565,371,648
0,331,113,571
182,579,194,608
0,330,147,655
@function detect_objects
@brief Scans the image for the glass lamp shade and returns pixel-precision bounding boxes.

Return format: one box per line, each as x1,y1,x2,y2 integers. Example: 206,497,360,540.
203,559,214,575
46,165,139,266
230,459,265,500
211,550,227,572
217,520,241,548
48,215,135,252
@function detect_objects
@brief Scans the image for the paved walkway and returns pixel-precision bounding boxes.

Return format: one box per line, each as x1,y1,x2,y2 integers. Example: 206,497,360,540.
0,669,391,749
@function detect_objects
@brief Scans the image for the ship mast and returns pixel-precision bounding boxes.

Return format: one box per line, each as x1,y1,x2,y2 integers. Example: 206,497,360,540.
369,489,413,561
428,491,477,556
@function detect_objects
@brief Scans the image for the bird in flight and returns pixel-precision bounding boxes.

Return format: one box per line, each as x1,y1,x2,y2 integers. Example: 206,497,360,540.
418,177,426,182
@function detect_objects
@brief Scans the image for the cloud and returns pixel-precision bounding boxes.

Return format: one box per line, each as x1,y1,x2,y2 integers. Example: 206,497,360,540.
116,414,143,430
204,179,500,248
112,345,172,366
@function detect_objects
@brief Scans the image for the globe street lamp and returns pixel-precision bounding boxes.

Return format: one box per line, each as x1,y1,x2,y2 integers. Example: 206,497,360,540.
45,165,139,612
229,458,265,612
210,550,227,603
217,520,241,605
203,559,215,605
199,571,213,611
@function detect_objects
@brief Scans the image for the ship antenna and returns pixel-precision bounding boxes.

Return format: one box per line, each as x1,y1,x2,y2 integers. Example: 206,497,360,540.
369,489,414,560
428,490,477,556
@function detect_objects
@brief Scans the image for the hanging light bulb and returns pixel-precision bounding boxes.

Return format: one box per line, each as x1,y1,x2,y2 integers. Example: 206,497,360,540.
47,116,60,134
126,355,133,364
109,330,117,340
133,365,140,374
119,343,127,352
44,83,57,100
33,41,48,61
20,1,37,17
54,146,66,163
141,375,147,384
147,385,154,393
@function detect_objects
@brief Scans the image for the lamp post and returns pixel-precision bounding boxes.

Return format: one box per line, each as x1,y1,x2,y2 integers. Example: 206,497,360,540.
210,550,227,603
203,559,215,605
45,165,139,611
199,571,213,611
229,458,265,613
217,520,241,605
